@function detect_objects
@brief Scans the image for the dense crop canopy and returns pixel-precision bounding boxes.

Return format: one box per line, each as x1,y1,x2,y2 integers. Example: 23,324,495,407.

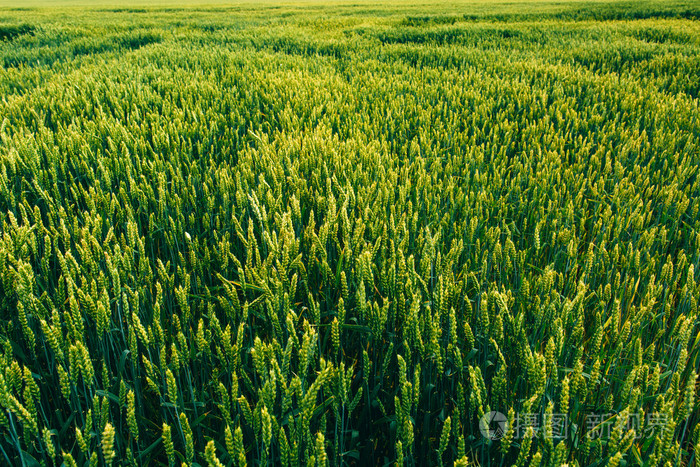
0,1,699,465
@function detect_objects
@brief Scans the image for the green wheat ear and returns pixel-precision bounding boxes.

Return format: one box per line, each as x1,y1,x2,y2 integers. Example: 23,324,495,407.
163,423,175,466
101,423,116,466
62,452,79,467
127,390,138,442
205,440,226,467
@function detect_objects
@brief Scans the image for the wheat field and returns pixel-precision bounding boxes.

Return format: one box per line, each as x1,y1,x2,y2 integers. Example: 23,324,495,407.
0,1,699,465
